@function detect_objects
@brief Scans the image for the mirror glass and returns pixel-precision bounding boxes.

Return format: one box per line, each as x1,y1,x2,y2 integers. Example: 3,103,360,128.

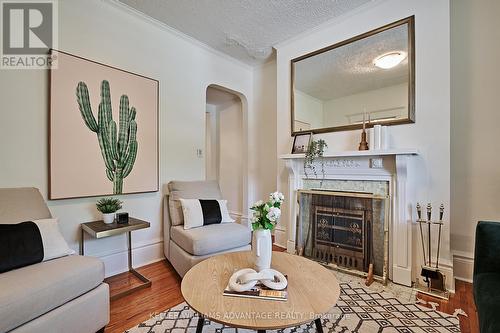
292,17,414,134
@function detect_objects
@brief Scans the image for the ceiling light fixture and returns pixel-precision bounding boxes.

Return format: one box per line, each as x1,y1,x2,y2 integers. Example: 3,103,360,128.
374,51,407,69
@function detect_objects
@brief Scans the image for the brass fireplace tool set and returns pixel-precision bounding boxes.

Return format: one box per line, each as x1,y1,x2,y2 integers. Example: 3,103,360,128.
415,203,449,299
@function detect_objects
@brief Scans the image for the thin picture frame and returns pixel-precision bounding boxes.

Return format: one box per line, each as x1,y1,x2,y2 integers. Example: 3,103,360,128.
291,132,312,154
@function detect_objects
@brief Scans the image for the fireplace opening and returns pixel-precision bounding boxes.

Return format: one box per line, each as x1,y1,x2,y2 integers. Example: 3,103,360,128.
296,189,389,283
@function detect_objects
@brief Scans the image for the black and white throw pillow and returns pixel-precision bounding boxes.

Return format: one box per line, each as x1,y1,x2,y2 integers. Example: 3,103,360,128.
0,218,75,273
180,199,235,230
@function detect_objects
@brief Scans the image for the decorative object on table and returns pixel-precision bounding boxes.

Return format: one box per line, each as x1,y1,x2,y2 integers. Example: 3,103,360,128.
250,192,284,271
358,111,369,150
303,139,328,185
370,124,390,150
116,212,129,224
291,132,312,154
228,268,288,291
49,49,159,199
372,124,382,149
415,202,449,299
96,197,122,224
224,268,288,301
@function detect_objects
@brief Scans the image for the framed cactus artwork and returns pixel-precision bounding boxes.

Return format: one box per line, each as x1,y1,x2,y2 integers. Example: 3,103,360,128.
49,50,159,199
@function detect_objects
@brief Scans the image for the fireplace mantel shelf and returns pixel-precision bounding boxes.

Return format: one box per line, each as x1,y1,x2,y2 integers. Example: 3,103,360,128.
280,148,419,160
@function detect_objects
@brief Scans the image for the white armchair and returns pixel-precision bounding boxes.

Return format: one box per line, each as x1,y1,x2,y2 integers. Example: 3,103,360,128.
163,180,251,277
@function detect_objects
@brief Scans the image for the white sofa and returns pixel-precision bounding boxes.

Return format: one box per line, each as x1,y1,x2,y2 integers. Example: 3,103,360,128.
163,180,251,277
0,188,109,333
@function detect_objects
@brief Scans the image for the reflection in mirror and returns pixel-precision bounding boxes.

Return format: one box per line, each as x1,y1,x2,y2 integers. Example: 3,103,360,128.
292,17,414,134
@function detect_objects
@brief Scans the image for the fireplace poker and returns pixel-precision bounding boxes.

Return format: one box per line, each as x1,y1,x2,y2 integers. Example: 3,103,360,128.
427,203,432,267
435,204,444,268
416,203,427,265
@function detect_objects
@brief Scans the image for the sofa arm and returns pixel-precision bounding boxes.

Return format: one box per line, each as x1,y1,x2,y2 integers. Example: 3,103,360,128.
474,221,500,277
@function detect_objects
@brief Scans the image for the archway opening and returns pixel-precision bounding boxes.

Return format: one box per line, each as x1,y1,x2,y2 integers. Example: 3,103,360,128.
205,85,244,216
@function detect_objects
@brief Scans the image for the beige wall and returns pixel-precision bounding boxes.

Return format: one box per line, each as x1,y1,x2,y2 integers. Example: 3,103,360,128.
219,100,244,215
251,61,278,203
451,0,500,281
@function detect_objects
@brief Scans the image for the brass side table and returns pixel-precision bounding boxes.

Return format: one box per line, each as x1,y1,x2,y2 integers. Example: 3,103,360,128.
80,217,151,300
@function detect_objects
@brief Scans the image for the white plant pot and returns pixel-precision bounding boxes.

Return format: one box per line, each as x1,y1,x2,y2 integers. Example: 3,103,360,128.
252,229,272,272
102,213,115,224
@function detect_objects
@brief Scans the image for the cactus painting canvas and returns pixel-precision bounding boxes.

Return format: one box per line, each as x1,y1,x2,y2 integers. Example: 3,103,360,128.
49,50,158,199
76,80,138,194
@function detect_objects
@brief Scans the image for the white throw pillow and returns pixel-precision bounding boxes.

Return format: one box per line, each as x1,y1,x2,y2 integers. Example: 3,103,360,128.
33,218,75,261
180,199,234,230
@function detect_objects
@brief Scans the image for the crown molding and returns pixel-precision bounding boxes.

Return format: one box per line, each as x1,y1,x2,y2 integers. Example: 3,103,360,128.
103,0,254,71
273,0,386,50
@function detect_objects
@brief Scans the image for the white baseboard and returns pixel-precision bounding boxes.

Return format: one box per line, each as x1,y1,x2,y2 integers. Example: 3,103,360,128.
453,251,474,283
99,239,165,277
392,266,412,287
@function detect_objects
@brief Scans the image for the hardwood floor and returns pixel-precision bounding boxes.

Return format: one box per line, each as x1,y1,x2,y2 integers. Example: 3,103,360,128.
105,260,183,333
105,249,478,333
417,280,479,333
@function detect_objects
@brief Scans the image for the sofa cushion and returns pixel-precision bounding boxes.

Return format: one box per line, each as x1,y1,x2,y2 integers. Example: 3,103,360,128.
0,255,104,333
168,180,222,226
171,223,251,256
180,199,234,229
474,272,500,333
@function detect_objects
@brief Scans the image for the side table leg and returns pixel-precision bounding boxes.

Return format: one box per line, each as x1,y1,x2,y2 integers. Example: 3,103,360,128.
110,231,152,301
80,228,84,255
196,315,205,333
314,318,323,333
128,231,133,270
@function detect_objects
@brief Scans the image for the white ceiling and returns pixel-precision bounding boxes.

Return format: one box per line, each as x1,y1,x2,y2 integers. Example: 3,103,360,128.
294,23,409,100
118,0,372,66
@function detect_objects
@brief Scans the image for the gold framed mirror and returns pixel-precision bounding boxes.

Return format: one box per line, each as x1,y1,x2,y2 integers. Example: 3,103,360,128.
291,16,415,135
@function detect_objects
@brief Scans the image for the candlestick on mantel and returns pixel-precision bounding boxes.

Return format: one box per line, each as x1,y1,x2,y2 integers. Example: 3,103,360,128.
358,109,369,151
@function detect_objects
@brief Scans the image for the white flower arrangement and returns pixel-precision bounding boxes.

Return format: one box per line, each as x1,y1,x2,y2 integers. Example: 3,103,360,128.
250,192,284,230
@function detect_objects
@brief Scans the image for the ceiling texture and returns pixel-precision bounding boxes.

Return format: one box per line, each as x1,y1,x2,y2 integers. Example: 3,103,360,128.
118,0,372,66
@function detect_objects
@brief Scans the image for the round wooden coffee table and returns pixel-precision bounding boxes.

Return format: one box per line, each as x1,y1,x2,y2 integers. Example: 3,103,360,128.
181,251,340,333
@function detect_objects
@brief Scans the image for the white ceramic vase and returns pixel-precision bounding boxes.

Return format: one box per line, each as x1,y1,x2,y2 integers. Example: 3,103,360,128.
102,213,115,224
252,229,272,271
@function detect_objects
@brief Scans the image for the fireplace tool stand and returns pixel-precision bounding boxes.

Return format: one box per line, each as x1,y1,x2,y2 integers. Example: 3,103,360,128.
414,203,449,300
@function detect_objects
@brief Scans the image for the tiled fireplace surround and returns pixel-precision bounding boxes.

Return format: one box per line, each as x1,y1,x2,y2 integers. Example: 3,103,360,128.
279,149,436,287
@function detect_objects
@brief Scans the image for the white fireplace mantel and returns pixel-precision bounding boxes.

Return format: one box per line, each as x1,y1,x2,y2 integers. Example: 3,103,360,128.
279,148,419,286
280,148,419,160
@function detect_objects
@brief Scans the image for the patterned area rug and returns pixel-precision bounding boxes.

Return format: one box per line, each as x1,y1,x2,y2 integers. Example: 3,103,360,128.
126,282,460,333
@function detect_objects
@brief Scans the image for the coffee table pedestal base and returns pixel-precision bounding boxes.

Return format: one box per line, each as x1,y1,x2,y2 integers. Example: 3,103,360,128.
195,315,324,333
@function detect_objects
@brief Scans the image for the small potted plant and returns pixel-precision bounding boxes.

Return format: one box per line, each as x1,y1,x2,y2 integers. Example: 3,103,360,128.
250,192,284,271
96,197,123,224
